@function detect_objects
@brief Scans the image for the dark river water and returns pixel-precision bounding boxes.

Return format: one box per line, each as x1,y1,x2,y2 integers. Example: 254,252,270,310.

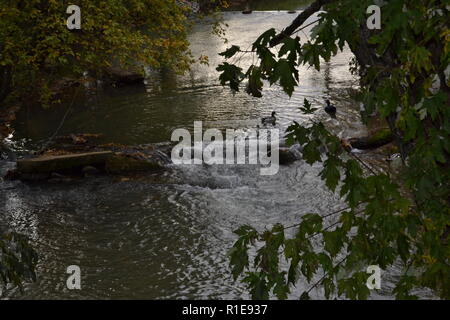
0,10,434,299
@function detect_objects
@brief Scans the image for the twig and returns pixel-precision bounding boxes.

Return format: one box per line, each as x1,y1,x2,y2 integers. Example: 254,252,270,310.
37,85,81,154
348,151,379,176
292,19,321,36
269,0,336,47
284,205,354,231
305,254,348,295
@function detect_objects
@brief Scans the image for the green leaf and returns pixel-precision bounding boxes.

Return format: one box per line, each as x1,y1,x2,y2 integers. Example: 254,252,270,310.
301,42,321,70
278,36,301,64
228,244,249,280
409,46,432,73
300,291,311,300
323,229,346,257
216,62,244,91
258,47,276,75
243,272,270,300
252,28,276,52
302,140,322,164
246,65,263,98
299,98,318,114
273,273,289,299
298,214,323,237
219,45,240,59
322,277,335,299
320,155,341,192
286,122,310,146
318,253,333,274
270,59,298,97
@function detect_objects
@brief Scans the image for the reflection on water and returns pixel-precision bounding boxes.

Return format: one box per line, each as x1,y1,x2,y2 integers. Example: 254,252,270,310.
0,11,433,299
11,11,363,150
227,0,313,11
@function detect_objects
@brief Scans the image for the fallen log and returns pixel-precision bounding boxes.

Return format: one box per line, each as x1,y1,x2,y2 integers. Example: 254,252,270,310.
16,151,113,174
10,142,171,181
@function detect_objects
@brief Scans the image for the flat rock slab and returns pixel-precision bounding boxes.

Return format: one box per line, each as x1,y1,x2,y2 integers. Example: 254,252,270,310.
17,151,113,174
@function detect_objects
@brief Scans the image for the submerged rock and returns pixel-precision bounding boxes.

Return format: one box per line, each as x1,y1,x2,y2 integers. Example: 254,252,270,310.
348,128,394,150
105,154,164,173
4,168,20,181
48,172,72,183
17,172,51,181
279,147,298,165
82,165,100,176
104,67,145,86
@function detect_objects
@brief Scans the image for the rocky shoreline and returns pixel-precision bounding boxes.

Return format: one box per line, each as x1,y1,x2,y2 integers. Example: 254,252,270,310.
1,126,398,183
3,134,173,182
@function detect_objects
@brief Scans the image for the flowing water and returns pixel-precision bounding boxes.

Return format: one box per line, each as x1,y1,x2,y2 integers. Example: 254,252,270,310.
0,10,433,299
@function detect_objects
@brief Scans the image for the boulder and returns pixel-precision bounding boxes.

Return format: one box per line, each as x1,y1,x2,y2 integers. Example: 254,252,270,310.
82,165,100,176
279,147,298,165
348,128,394,150
104,67,144,85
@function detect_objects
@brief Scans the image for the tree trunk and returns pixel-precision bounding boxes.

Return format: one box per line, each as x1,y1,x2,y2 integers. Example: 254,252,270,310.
0,41,12,105
0,65,12,106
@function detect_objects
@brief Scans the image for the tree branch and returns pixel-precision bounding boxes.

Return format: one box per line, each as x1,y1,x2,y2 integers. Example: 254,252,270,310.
269,0,336,47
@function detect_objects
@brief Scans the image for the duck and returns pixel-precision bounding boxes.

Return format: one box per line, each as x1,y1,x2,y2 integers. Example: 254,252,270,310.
324,99,337,115
242,4,252,14
261,111,276,125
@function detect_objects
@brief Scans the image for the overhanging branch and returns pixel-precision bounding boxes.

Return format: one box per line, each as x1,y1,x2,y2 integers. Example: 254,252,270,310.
269,0,336,47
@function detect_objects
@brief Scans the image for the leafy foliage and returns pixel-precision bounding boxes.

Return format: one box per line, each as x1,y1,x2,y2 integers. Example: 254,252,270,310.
0,0,220,106
299,98,318,115
219,0,450,299
0,232,38,294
